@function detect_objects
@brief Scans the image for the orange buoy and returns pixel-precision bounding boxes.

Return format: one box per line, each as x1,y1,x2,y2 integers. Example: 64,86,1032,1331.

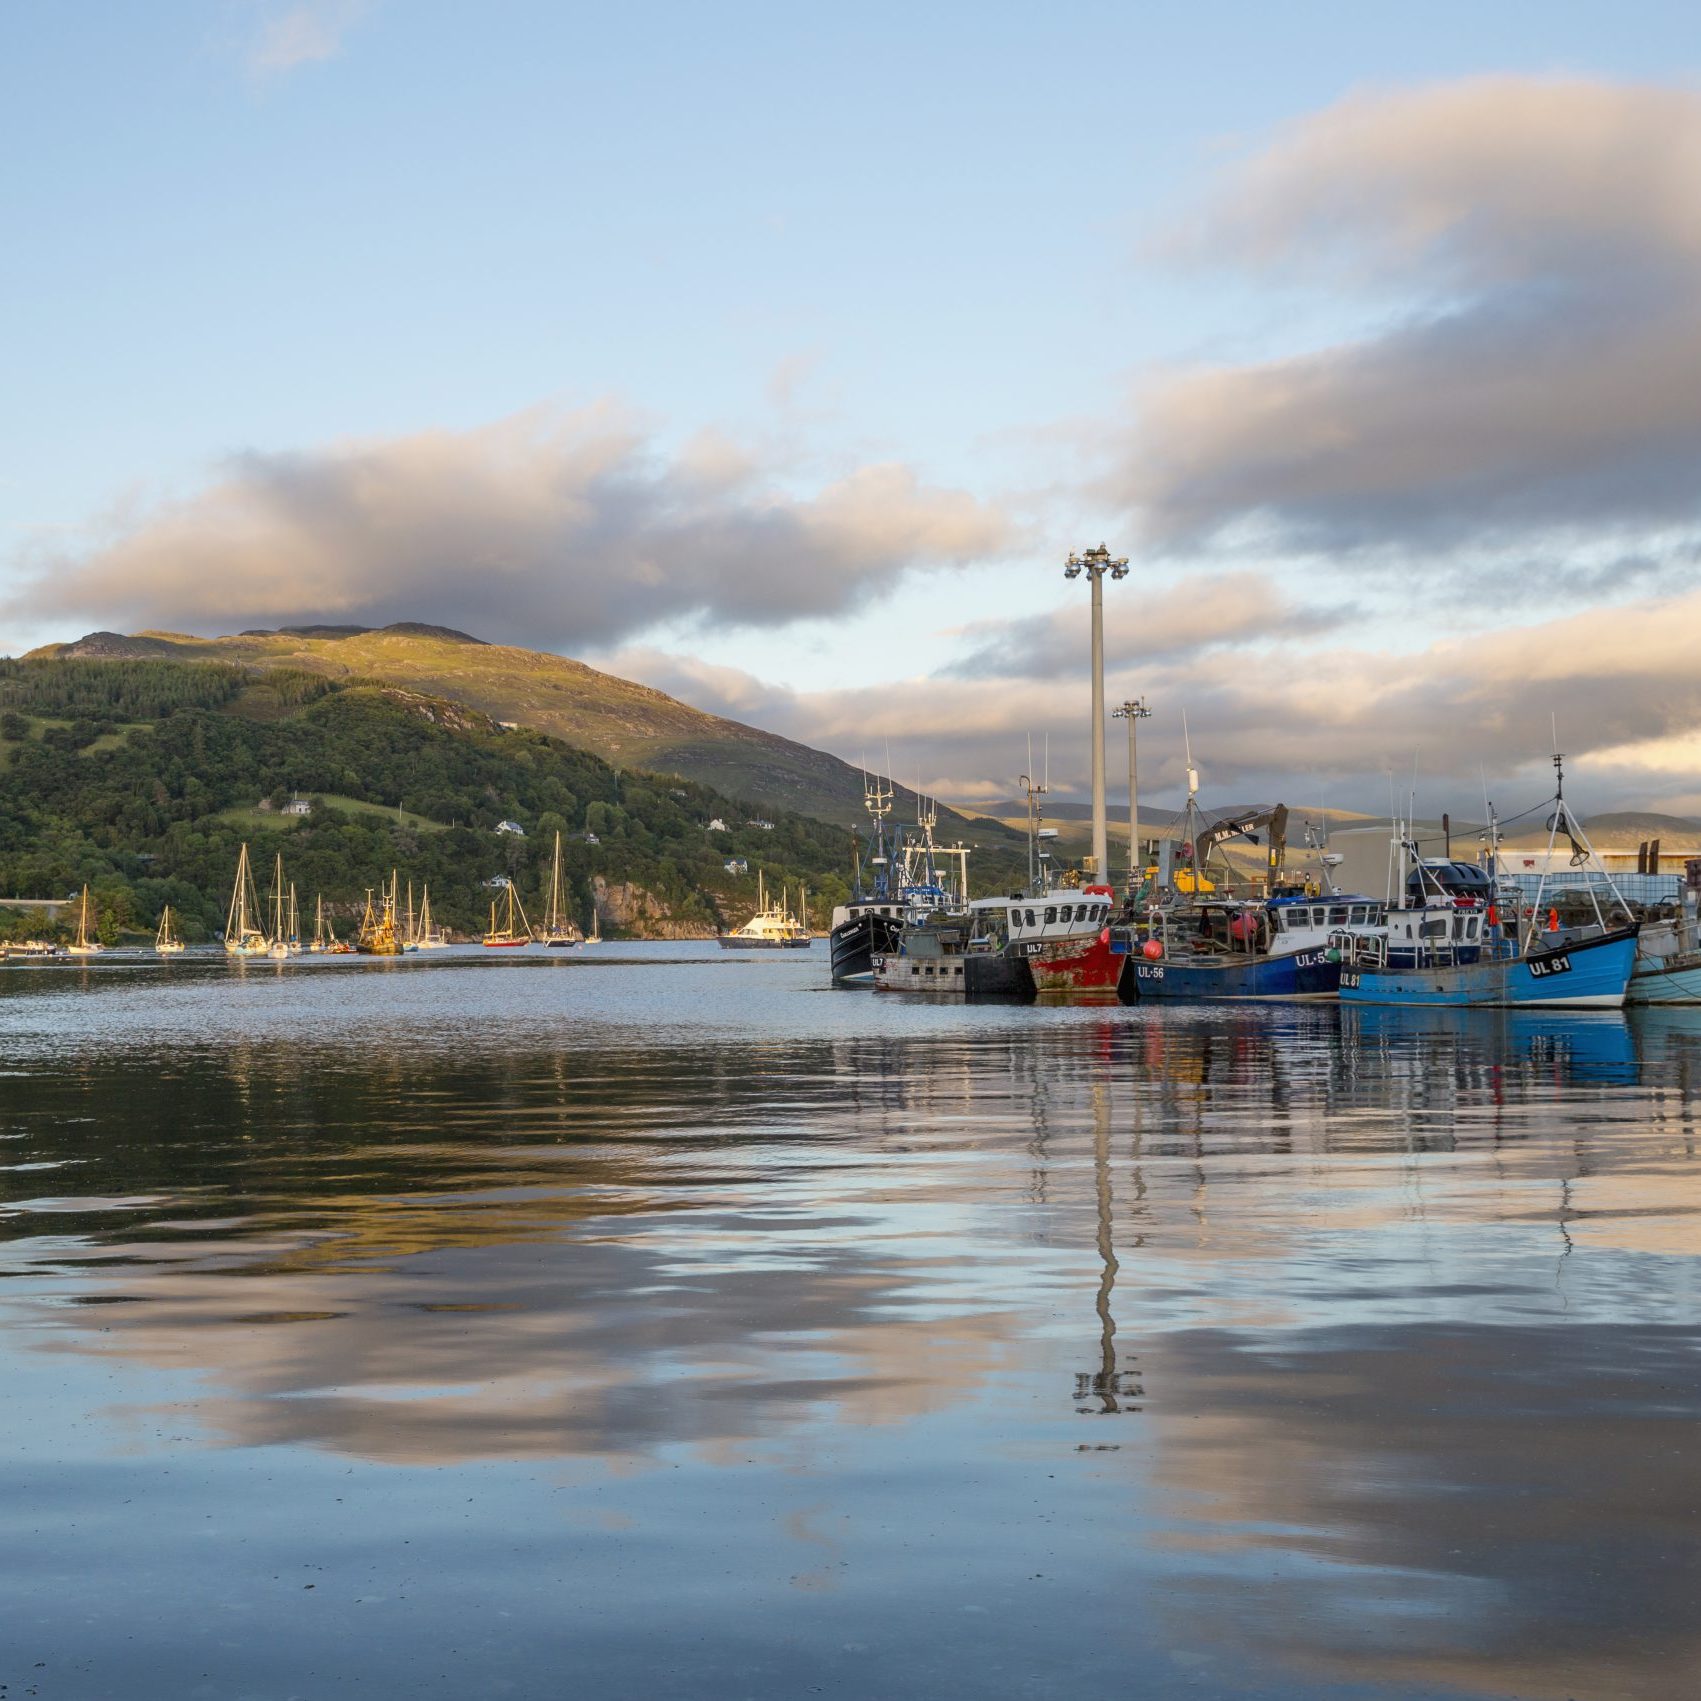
1142,938,1163,960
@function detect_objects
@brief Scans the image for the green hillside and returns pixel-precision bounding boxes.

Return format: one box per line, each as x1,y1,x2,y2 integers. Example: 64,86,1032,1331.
0,658,878,944
27,626,1027,856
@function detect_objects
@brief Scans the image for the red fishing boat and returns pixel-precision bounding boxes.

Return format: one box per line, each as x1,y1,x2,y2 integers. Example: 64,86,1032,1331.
1012,886,1124,996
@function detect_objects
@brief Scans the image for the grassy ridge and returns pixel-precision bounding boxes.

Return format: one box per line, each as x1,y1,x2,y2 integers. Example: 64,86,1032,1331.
0,661,870,943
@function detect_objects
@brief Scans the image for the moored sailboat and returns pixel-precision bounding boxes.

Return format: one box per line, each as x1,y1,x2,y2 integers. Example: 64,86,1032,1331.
66,884,104,956
482,881,532,947
224,844,270,956
155,906,185,955
414,884,448,949
539,831,582,947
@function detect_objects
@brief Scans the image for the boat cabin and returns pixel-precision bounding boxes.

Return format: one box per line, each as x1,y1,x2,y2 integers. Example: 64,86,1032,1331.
1001,887,1115,952
1266,893,1385,956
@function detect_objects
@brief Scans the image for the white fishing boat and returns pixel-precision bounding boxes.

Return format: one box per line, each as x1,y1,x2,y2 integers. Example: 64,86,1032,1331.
719,872,811,949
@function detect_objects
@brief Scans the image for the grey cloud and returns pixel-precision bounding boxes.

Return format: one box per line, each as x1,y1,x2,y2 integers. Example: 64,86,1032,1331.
939,573,1350,679
1121,78,1701,561
658,585,1701,816
7,405,1009,649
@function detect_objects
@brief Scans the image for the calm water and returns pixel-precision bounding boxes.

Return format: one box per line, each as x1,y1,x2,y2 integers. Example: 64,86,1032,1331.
2,945,1698,1700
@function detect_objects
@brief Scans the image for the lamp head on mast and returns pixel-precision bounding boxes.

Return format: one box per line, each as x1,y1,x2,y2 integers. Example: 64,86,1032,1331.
1063,543,1130,582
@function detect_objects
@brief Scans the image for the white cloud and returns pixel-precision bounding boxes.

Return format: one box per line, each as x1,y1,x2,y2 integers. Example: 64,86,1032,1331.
7,403,1010,650
1119,77,1701,569
247,0,372,78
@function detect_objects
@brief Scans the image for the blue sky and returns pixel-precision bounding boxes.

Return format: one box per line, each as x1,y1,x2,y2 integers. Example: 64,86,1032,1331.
5,3,1701,813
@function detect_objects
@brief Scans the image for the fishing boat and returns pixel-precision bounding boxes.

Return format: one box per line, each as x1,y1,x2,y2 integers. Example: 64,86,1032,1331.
830,774,905,982
1338,761,1638,1008
829,781,977,981
539,832,582,946
414,884,449,949
355,878,404,956
482,881,532,947
1628,909,1701,1003
719,871,811,948
155,906,185,955
66,885,104,956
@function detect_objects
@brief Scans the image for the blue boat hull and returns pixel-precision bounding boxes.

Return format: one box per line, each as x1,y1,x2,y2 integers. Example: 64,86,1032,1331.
1627,955,1701,1005
1340,929,1637,1008
1126,945,1337,1002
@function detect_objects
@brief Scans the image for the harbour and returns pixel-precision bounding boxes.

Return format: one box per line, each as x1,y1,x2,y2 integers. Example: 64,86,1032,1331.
2,943,1698,1699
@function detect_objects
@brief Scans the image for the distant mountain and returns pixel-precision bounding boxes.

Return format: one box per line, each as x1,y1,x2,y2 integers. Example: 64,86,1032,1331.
23,625,1029,856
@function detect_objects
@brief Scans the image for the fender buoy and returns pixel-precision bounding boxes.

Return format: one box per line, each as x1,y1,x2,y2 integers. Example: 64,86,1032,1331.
1142,939,1163,960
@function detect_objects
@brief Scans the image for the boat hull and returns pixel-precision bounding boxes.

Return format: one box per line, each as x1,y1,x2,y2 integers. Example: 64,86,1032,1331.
830,910,904,983
1024,931,1123,996
1628,946,1701,1004
1127,945,1338,1002
872,951,970,992
1340,929,1637,1008
718,936,811,949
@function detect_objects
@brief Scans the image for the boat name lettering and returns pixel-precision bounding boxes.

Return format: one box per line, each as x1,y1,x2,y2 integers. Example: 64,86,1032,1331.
1529,953,1572,978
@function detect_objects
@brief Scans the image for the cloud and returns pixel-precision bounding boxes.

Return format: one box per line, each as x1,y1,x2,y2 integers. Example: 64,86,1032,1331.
616,583,1701,816
940,572,1347,679
247,0,372,77
8,403,1010,650
1119,77,1701,565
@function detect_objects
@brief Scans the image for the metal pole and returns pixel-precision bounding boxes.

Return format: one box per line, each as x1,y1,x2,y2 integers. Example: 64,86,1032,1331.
1090,570,1107,881
1065,544,1129,888
1112,699,1150,895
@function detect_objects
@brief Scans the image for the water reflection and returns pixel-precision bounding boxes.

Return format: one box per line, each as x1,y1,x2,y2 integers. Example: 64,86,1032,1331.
2,956,1698,1699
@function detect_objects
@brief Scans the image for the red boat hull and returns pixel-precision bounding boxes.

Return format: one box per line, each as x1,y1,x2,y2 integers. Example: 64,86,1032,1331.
1027,931,1123,996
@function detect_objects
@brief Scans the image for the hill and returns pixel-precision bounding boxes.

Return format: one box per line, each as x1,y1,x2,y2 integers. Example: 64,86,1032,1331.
0,657,878,943
26,626,1025,859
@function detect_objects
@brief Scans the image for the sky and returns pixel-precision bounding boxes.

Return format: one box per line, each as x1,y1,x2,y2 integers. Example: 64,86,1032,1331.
4,1,1701,819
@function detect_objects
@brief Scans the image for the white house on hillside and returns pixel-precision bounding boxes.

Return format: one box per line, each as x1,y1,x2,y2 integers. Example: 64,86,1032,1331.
495,819,526,836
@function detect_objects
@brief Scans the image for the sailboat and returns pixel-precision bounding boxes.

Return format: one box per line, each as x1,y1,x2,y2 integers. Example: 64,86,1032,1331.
267,856,292,958
155,906,185,955
483,881,532,947
540,831,582,946
224,844,270,956
414,884,448,949
355,877,403,956
309,894,328,953
66,884,104,956
402,877,420,952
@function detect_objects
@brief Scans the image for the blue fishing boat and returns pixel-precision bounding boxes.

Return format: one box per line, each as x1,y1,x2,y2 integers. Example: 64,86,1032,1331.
1338,760,1638,1009
1122,785,1382,1001
1627,913,1701,1004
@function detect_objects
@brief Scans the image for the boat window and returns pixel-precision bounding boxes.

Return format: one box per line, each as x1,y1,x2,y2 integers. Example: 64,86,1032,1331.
1421,917,1449,939
1463,916,1480,940
1349,905,1367,924
1044,906,1056,924
1328,905,1348,925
